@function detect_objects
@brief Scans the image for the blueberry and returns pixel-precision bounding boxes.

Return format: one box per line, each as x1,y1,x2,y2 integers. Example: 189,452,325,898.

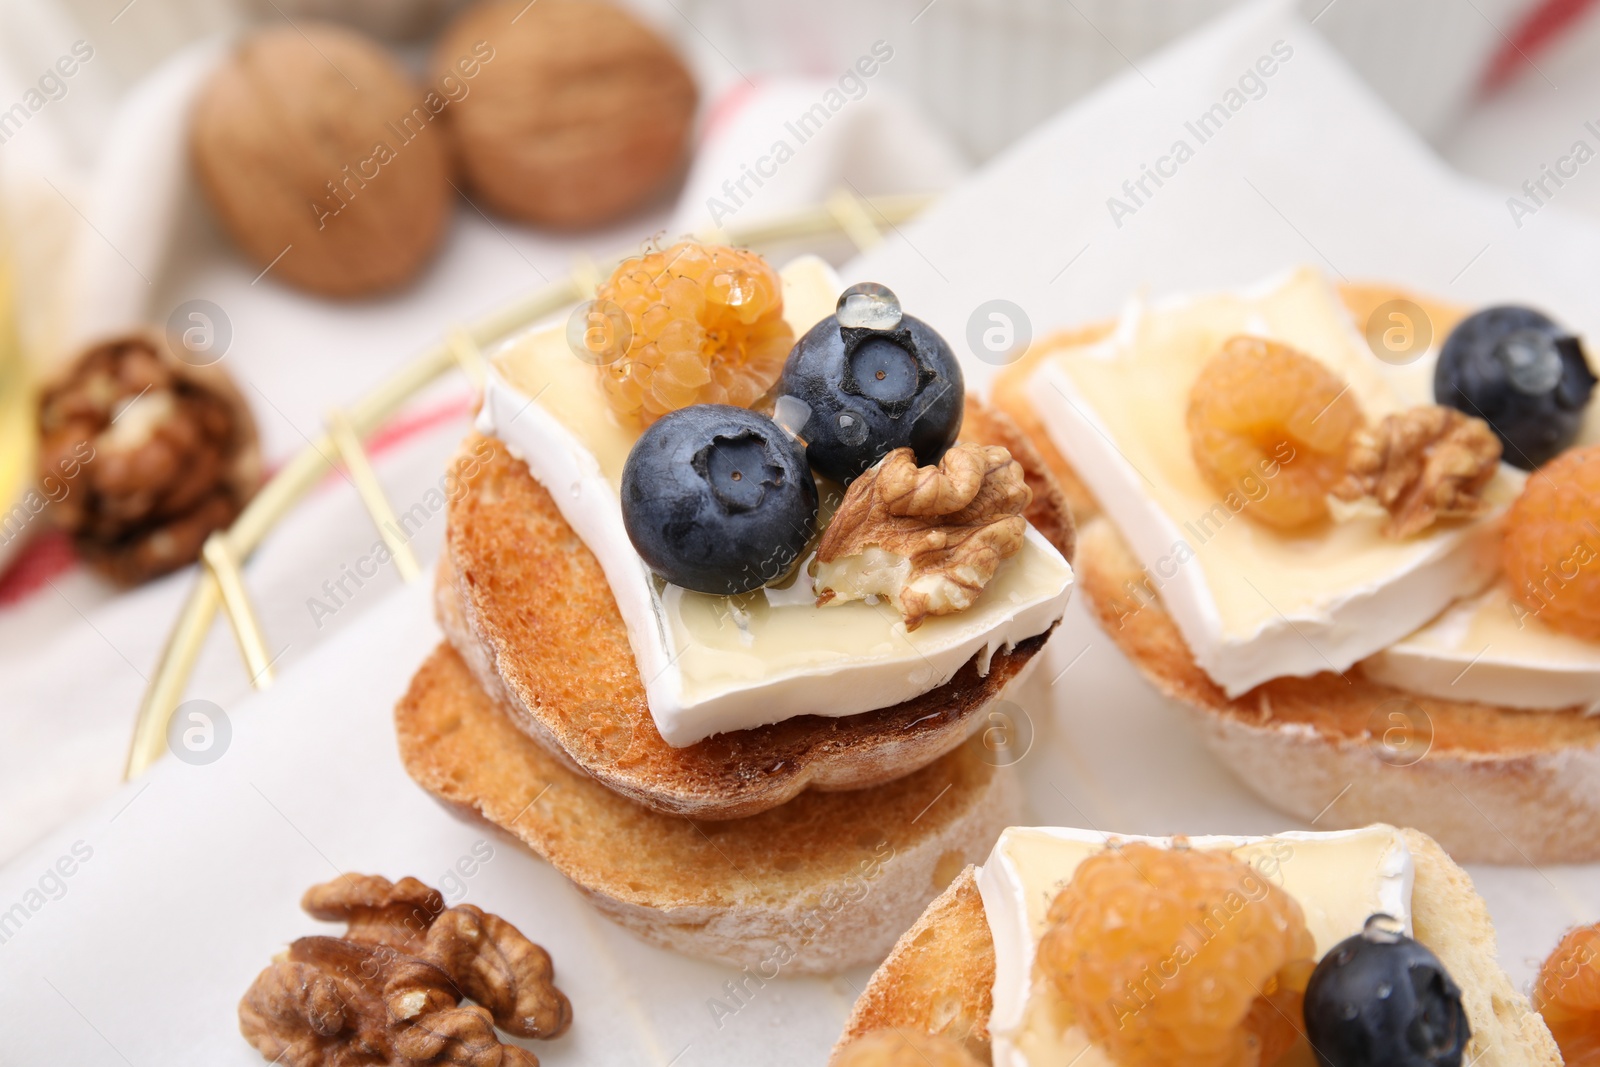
1304,915,1469,1067
1434,305,1596,469
777,283,964,483
620,405,818,596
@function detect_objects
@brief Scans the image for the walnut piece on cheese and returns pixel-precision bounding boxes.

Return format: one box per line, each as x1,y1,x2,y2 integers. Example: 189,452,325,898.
814,443,1032,630
1333,405,1501,538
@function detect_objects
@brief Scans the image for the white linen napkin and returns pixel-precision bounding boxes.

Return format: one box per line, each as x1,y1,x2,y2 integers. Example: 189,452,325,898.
669,76,968,237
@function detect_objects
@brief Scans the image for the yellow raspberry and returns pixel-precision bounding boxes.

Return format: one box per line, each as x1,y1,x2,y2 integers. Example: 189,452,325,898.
1187,336,1364,530
589,240,793,426
1503,445,1600,641
1534,923,1600,1065
1037,842,1316,1067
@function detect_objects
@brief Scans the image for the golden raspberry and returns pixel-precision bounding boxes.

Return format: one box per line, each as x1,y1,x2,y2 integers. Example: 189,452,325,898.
1187,336,1364,530
1534,923,1600,1066
590,240,793,425
1037,842,1316,1067
1503,445,1600,641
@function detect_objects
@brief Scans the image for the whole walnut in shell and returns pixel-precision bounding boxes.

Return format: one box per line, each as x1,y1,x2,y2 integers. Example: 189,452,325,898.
37,333,262,585
191,23,452,298
430,0,697,229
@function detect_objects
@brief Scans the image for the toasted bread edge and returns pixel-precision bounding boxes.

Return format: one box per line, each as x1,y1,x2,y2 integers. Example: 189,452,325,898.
395,642,1026,975
1075,517,1600,865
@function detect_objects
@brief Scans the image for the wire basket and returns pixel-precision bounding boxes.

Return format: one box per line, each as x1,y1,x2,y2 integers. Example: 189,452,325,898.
124,191,932,778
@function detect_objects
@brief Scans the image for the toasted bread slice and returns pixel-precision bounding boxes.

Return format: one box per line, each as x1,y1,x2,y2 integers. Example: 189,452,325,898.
438,398,1073,821
1076,517,1600,864
395,642,1022,974
838,831,1560,1066
838,866,996,1060
990,285,1600,865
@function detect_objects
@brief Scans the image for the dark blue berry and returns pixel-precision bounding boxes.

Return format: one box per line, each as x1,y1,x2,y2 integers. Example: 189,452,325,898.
777,283,963,483
621,405,817,596
1434,305,1596,470
1304,915,1469,1067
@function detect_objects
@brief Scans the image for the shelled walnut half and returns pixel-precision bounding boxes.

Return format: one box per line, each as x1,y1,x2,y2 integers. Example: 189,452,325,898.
240,874,571,1067
1332,405,1502,538
36,333,261,584
814,443,1032,630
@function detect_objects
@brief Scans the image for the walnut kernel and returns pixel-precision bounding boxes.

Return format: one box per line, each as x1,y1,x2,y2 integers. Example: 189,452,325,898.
36,333,260,584
815,444,1032,630
302,874,445,954
1332,405,1502,537
240,875,568,1066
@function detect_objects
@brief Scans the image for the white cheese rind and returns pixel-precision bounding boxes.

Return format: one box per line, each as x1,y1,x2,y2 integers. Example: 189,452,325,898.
475,256,1075,746
1365,585,1600,713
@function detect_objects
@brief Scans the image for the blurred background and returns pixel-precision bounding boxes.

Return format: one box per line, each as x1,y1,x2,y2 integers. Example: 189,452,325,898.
7,0,1600,165
2,0,1599,862
8,0,1600,157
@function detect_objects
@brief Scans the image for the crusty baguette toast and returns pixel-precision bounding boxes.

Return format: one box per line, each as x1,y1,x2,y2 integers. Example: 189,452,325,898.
990,284,1600,864
437,398,1073,821
838,866,996,1060
1076,517,1600,864
838,830,1561,1066
395,642,1022,974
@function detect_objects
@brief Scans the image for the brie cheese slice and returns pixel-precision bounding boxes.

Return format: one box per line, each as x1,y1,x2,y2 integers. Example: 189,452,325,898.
1365,581,1600,712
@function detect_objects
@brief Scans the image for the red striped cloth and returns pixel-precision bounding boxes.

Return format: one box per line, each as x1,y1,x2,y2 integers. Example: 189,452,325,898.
1480,0,1600,93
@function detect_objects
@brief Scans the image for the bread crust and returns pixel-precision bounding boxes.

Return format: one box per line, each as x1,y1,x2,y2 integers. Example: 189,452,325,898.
838,833,1560,1066
835,866,994,1060
1076,517,1600,864
1402,828,1564,1065
439,399,1073,820
395,642,1022,974
990,283,1600,865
